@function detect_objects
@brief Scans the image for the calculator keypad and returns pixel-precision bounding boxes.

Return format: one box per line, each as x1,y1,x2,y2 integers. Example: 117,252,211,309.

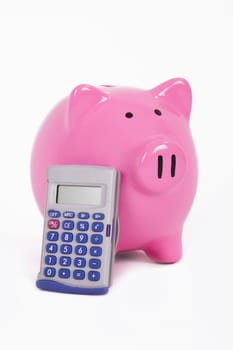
43,210,107,285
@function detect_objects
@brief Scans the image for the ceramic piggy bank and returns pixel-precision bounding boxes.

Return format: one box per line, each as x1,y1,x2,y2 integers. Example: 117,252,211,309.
31,78,198,263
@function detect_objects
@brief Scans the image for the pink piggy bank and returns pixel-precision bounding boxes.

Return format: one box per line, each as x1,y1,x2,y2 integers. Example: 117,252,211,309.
31,78,198,263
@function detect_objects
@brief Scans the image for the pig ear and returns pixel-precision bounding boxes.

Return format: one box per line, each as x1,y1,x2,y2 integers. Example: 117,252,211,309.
67,84,108,131
150,78,192,121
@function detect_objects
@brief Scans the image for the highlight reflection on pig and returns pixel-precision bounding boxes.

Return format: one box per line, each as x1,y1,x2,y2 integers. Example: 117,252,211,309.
31,78,198,263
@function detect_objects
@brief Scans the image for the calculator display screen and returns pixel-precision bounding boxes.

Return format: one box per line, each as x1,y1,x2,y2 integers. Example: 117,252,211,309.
56,185,102,205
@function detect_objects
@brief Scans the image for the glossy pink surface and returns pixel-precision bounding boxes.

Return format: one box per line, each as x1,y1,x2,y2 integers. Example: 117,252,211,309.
31,78,198,263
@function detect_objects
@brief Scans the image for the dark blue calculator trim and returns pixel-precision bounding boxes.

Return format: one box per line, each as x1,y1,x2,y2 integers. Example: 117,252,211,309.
36,280,108,295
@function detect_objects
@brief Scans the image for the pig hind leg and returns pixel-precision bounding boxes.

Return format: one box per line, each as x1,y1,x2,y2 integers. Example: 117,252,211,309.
144,233,182,263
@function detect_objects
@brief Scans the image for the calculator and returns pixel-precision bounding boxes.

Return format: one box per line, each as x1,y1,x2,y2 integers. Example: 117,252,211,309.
36,165,120,295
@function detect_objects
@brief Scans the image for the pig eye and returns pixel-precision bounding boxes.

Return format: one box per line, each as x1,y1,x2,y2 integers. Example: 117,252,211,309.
125,112,134,118
154,109,162,116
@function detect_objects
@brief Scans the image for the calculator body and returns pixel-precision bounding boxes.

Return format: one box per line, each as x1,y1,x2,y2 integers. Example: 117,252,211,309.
36,165,120,295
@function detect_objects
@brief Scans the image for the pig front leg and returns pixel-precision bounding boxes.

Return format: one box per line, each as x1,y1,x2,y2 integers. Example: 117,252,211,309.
144,233,182,263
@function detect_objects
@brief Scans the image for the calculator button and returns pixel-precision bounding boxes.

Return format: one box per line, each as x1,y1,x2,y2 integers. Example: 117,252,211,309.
88,271,100,282
59,256,71,266
91,234,103,244
62,220,74,230
60,244,72,254
48,210,61,218
45,255,57,265
75,245,87,256
48,219,60,229
74,257,86,268
63,211,75,218
76,233,88,243
59,269,70,279
44,267,56,277
93,213,105,220
47,231,59,241
89,259,101,269
46,243,58,254
77,221,89,231
78,212,90,219
73,270,85,280
92,222,104,232
61,232,73,242
90,246,102,257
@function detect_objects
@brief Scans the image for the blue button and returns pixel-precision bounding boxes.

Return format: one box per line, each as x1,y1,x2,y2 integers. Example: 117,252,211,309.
92,222,104,232
46,243,58,254
60,244,72,254
78,212,90,219
88,271,100,281
93,213,105,220
48,210,61,218
59,256,71,266
45,255,57,265
90,246,102,257
77,221,89,231
91,234,103,244
73,270,85,280
61,232,73,242
47,231,59,241
74,257,86,268
75,245,87,256
63,211,75,218
44,267,56,277
76,233,88,243
89,259,101,269
59,269,70,279
62,220,74,230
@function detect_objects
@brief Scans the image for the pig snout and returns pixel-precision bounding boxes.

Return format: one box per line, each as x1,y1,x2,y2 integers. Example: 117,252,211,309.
135,140,186,192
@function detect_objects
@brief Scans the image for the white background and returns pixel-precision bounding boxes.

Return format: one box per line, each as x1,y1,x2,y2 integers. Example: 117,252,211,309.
0,1,232,349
